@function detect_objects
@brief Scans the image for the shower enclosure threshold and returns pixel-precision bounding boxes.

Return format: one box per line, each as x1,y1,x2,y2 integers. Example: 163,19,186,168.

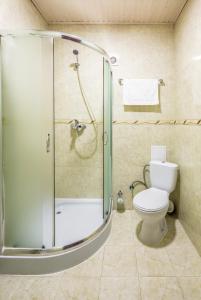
0,211,112,274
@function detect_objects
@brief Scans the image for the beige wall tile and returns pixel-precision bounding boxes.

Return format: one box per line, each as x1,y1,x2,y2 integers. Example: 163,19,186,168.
53,35,104,199
113,125,175,208
0,0,47,30
173,128,201,255
50,24,175,125
55,165,103,198
174,0,201,255
51,24,176,208
174,0,201,119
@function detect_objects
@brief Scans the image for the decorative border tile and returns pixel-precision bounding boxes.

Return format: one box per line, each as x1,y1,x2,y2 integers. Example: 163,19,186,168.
55,119,201,126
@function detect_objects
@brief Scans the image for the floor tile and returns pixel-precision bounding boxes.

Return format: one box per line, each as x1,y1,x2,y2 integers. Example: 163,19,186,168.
178,277,201,300
167,244,201,276
159,228,189,249
1,211,201,300
102,245,138,277
0,276,60,300
27,277,61,300
99,277,140,300
112,210,132,227
130,210,142,227
159,218,194,250
132,221,147,248
140,277,184,300
106,211,134,245
0,276,29,300
136,247,174,276
107,222,134,245
55,276,100,300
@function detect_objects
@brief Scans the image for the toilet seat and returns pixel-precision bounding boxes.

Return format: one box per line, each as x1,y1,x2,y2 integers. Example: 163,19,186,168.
133,187,169,212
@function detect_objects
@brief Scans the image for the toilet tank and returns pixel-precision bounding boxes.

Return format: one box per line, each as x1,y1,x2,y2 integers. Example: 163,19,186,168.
150,161,178,193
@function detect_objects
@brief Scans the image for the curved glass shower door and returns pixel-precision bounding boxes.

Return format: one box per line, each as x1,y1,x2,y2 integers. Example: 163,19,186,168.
1,36,54,248
0,31,113,254
103,58,112,219
53,38,110,247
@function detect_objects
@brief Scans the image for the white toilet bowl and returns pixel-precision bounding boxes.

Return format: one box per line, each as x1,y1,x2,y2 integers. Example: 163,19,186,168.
133,160,178,245
133,187,169,245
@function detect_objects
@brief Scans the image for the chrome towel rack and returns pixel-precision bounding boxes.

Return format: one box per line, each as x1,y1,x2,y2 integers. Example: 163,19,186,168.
118,78,164,86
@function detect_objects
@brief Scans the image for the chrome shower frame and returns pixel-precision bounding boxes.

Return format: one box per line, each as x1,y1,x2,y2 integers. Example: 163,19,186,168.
0,30,113,274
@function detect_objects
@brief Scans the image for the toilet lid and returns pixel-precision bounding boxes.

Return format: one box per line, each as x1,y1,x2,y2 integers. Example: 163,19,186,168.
133,188,169,212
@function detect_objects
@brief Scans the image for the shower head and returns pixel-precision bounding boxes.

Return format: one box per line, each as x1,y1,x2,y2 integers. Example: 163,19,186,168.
73,49,79,55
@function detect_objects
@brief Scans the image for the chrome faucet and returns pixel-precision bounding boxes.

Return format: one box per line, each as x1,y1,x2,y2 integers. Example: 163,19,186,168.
71,119,86,133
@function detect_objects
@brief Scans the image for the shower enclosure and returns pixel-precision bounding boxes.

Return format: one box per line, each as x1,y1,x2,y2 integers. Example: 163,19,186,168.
0,31,112,274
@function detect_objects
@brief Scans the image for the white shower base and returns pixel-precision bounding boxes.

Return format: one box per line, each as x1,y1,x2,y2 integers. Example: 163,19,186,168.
55,198,104,247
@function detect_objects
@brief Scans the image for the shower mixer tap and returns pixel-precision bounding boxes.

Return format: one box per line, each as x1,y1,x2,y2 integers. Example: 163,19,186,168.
69,62,80,71
71,119,86,133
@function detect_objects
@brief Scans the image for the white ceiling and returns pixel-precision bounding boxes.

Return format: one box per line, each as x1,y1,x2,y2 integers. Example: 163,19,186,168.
32,0,188,24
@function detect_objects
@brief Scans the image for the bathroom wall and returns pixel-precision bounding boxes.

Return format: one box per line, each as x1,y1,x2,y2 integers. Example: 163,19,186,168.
50,24,176,208
0,0,47,30
174,0,201,254
53,37,104,199
0,0,47,249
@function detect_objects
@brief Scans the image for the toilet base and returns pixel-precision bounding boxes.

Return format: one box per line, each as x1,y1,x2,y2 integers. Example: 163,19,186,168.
138,217,168,246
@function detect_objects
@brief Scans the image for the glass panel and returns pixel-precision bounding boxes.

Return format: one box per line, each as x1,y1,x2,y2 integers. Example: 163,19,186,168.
54,39,104,247
1,36,54,248
103,58,112,219
0,42,3,249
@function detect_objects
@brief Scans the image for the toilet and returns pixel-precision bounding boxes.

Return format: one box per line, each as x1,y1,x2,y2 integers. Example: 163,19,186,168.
133,160,178,245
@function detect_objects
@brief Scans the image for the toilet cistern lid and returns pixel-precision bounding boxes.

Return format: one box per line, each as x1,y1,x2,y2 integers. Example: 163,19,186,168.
133,188,169,212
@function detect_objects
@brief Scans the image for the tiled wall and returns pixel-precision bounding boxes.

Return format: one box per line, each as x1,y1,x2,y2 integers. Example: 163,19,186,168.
53,38,104,199
50,24,176,206
0,0,47,30
174,0,201,254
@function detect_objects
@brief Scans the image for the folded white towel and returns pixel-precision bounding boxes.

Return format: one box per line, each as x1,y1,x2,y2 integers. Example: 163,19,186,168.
123,79,159,105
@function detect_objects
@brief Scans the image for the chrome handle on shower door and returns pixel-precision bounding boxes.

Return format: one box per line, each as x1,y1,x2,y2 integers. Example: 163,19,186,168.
104,131,108,145
46,133,51,152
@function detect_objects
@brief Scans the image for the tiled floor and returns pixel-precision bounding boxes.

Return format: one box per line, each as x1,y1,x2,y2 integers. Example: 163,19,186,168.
1,210,201,299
